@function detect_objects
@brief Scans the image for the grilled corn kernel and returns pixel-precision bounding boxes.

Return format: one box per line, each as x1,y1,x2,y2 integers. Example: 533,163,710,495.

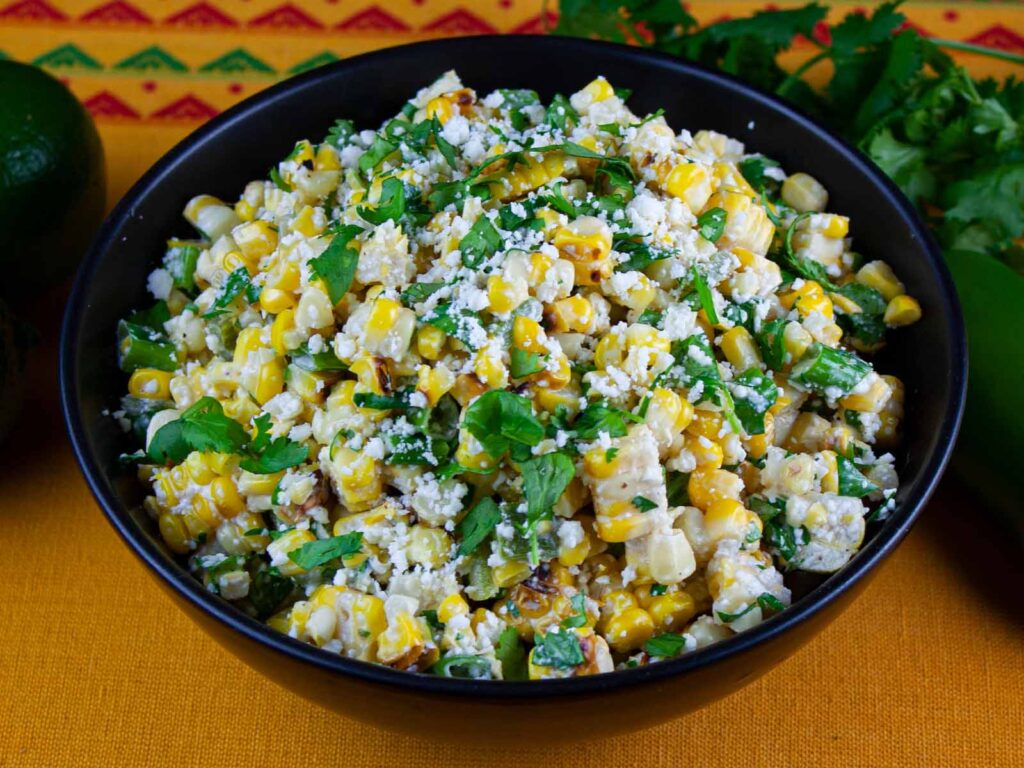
884,295,921,327
128,368,173,400
687,468,744,512
232,220,278,260
781,172,828,213
664,162,714,213
415,325,446,360
603,607,654,654
719,327,762,371
647,592,698,632
856,260,905,301
210,476,244,517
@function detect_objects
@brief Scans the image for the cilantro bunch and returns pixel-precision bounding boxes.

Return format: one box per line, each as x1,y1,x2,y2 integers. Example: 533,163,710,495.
551,0,1024,271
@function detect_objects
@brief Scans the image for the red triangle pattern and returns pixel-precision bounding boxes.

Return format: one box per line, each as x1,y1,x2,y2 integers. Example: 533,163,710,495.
335,6,410,32
510,11,556,35
0,0,66,21
968,24,1024,53
150,94,219,121
80,0,152,24
82,90,141,119
248,2,323,30
897,19,931,38
164,1,236,28
420,8,498,35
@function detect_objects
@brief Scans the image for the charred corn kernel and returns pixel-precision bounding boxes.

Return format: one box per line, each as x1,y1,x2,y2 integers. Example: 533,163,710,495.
234,199,255,222
720,327,762,371
291,205,324,238
473,346,508,390
415,325,446,360
487,274,527,314
884,295,921,327
603,607,654,654
783,321,814,363
437,594,470,625
210,476,244,517
688,468,744,511
184,194,240,240
254,358,285,404
416,364,455,406
856,260,904,301
840,372,892,413
664,163,714,213
499,153,566,200
705,190,774,256
547,295,594,334
376,612,426,669
781,172,828,213
685,434,724,470
553,216,612,285
448,373,486,409
493,560,532,589
647,592,697,632
270,309,296,355
350,354,390,396
128,368,172,400
232,220,278,260
425,96,455,124
159,513,191,554
406,525,452,569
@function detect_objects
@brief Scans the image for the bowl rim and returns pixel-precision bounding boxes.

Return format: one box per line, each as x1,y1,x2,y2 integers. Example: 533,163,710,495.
60,34,966,700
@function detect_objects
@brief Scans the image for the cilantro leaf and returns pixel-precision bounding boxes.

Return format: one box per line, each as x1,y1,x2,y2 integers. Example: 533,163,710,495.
459,215,503,268
510,347,544,379
837,455,880,498
309,224,363,305
456,497,502,557
495,626,528,680
287,532,363,570
644,632,688,658
691,265,719,324
462,390,544,458
532,628,584,668
632,495,657,513
148,397,248,464
696,207,728,243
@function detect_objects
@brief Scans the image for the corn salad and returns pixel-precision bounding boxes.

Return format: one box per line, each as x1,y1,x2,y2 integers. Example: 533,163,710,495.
115,72,919,680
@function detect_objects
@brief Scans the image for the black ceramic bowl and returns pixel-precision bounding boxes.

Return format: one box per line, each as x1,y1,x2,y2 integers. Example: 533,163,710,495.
60,36,966,739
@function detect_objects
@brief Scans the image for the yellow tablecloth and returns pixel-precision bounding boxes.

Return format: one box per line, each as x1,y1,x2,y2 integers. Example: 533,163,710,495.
2,2,1023,765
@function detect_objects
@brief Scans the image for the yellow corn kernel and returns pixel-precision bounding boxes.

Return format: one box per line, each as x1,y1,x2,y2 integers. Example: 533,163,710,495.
376,611,427,669
416,364,455,407
529,251,554,283
553,216,612,286
259,287,294,315
534,385,581,416
437,594,470,625
158,513,191,554
600,590,638,623
493,560,532,589
705,190,775,255
350,354,390,396
781,280,833,320
784,411,830,452
704,498,760,544
583,76,614,102
664,163,714,213
254,358,285,404
270,309,296,356
546,295,594,334
185,194,240,240
222,249,257,277
128,368,172,400
288,365,327,404
487,274,527,314
233,327,265,367
856,260,905,302
455,428,496,470
783,321,814,363
647,592,697,633
719,327,762,371
182,496,218,541
512,316,547,354
684,434,724,470
473,347,508,390
840,373,892,413
237,469,284,495
365,297,401,344
781,172,828,213
415,325,446,361
688,410,725,441
314,143,341,171
687,468,744,512
497,152,565,200
406,525,452,569
743,411,774,459
820,450,839,494
232,220,278,260
331,447,383,512
234,199,255,222
183,452,217,484
558,526,592,567
593,330,625,370
425,96,455,124
646,387,694,434
210,476,244,517
291,205,324,238
884,295,921,327
820,214,849,239
603,607,654,654
267,529,316,577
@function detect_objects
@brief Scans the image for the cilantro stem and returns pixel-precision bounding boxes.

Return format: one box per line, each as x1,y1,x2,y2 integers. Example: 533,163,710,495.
776,49,831,97
931,39,1024,66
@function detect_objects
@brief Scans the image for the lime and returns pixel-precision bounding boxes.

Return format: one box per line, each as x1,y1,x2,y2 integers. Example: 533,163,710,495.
0,61,106,299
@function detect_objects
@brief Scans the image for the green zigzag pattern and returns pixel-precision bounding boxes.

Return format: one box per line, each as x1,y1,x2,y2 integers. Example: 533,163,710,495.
114,46,188,73
32,44,102,71
287,51,338,76
199,48,275,76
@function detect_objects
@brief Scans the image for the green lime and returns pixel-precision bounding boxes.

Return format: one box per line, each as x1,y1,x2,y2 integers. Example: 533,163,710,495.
0,61,106,299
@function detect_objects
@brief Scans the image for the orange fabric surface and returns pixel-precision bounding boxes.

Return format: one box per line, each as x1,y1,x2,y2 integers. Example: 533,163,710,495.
1,2,1023,766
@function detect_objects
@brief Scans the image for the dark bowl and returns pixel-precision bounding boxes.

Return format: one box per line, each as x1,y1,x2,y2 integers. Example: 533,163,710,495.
60,35,966,740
